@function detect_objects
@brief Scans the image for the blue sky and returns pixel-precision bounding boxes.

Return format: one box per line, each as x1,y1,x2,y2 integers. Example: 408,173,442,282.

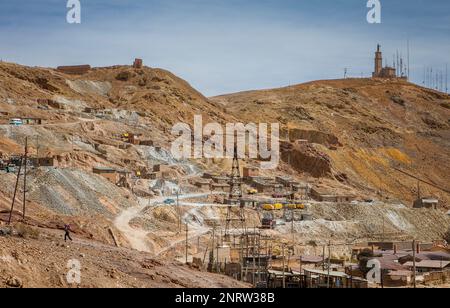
0,0,449,96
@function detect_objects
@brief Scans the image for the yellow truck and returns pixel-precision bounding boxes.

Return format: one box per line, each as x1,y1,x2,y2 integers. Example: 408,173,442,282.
286,204,306,210
274,203,284,210
262,204,275,211
247,189,258,195
262,203,285,211
296,204,305,210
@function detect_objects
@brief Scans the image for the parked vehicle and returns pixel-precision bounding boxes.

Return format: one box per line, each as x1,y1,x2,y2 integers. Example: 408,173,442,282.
164,199,176,205
261,213,275,229
247,188,258,195
9,118,23,126
6,164,16,173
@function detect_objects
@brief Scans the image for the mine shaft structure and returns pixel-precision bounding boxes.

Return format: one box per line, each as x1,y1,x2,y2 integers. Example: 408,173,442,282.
224,146,246,240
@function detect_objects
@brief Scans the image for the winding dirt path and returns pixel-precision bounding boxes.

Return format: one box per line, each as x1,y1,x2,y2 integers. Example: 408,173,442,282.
114,192,225,255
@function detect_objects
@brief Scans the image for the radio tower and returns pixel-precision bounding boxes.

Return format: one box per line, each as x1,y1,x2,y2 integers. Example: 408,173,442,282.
224,146,246,240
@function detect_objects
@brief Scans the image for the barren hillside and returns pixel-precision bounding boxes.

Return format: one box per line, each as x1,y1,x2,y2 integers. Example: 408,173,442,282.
1,62,449,288
0,226,249,288
212,78,450,208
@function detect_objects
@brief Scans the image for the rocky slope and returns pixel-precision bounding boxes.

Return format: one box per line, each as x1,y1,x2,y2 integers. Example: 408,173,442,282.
212,78,450,208
0,225,249,288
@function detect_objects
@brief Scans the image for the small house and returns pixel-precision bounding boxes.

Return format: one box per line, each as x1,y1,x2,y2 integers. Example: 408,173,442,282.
310,188,355,203
211,183,230,192
22,118,43,125
30,157,58,167
153,164,171,173
404,260,450,273
294,139,309,146
57,65,91,75
413,197,439,210
93,167,120,184
253,180,283,194
212,176,229,185
139,140,154,146
275,176,297,187
133,58,143,69
240,199,259,208
300,256,323,266
292,183,309,193
123,133,141,145
195,180,211,190
202,172,218,179
84,107,101,114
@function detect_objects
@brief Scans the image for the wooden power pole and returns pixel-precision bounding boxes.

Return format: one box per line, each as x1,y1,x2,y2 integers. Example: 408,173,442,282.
282,243,286,289
8,137,28,224
185,223,189,264
22,137,28,220
412,240,417,289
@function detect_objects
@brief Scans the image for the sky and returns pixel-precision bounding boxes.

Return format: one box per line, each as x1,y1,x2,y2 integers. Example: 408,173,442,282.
0,0,449,96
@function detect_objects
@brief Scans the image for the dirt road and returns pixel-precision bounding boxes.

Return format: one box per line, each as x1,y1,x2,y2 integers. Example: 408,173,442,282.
114,192,226,254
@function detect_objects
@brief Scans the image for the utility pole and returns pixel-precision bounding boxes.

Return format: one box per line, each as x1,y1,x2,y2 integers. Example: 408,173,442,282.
36,135,40,167
327,240,331,289
212,224,216,271
446,64,448,94
282,243,286,289
240,235,244,281
291,209,295,244
9,138,29,224
22,137,28,220
322,245,326,271
185,223,189,264
176,190,181,233
8,157,23,224
217,241,220,274
407,39,410,79
412,240,417,289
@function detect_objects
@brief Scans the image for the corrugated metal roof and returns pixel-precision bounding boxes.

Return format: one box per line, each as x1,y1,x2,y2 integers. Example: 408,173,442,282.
304,268,349,278
300,256,323,263
404,260,450,269
374,257,407,271
388,270,413,277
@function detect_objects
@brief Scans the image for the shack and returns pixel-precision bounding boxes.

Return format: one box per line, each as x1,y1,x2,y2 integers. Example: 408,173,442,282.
57,65,91,75
22,117,43,125
211,183,230,192
30,157,58,167
404,260,450,273
413,197,439,209
310,188,355,203
93,167,123,184
253,180,283,194
195,180,211,190
303,268,368,289
212,176,230,185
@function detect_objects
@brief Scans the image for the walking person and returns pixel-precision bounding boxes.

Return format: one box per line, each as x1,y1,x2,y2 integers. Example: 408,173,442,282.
64,224,73,242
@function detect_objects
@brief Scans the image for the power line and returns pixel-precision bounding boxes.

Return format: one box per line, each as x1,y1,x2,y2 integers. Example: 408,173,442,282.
446,64,448,94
